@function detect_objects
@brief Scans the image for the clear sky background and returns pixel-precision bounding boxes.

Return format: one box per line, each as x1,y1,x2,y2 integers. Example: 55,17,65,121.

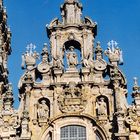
4,0,140,108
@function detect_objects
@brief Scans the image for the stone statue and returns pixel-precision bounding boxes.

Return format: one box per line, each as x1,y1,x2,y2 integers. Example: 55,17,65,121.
82,52,94,68
66,46,78,68
53,55,64,69
96,97,107,116
37,100,49,120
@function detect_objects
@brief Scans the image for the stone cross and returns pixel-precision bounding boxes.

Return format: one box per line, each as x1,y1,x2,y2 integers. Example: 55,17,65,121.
26,43,36,56
107,40,118,49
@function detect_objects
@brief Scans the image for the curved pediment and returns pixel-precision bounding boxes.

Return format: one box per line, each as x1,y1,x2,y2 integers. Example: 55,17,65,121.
48,18,62,28
84,16,97,26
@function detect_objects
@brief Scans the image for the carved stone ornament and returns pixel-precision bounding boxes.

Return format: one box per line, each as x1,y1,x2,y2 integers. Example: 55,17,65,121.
57,83,87,113
37,62,50,73
94,58,107,71
105,40,123,65
37,44,51,73
66,46,78,69
125,116,134,125
21,43,39,70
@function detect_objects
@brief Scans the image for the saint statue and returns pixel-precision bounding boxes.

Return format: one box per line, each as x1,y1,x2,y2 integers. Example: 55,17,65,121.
96,97,107,116
37,100,49,120
82,52,94,68
66,46,78,68
53,55,63,69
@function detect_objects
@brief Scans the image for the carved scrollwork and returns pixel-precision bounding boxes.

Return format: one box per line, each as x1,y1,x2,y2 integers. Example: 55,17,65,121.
125,116,134,125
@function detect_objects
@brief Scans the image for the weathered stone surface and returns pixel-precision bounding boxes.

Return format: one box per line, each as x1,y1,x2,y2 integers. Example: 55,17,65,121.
0,0,140,140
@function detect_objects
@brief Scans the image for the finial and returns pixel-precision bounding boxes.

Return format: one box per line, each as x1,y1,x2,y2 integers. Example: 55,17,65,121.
95,41,102,52
0,0,3,7
132,77,140,102
95,41,103,59
21,43,39,70
65,0,77,3
133,77,138,87
105,40,123,65
41,43,49,63
133,77,140,92
41,43,48,56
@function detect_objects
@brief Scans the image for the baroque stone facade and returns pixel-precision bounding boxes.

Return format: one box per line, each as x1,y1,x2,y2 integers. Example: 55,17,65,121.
0,0,140,140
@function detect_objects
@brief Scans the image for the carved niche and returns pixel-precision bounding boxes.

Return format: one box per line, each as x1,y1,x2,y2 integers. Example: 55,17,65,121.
57,82,87,113
96,96,109,117
37,98,50,123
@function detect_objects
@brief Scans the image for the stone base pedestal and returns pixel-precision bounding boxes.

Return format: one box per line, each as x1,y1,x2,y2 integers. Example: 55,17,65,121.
115,133,129,140
54,68,63,82
20,133,31,140
81,68,90,81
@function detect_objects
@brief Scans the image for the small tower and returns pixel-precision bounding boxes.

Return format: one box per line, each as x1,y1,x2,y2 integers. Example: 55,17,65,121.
61,0,83,24
47,0,97,72
0,0,3,7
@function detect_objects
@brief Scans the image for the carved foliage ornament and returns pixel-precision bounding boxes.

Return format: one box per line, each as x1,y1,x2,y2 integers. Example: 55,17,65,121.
57,84,87,113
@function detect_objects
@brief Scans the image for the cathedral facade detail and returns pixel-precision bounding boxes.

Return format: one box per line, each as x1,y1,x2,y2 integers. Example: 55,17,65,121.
0,0,140,140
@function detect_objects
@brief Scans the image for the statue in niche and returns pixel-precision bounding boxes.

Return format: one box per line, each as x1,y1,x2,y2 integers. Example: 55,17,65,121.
66,46,78,68
96,97,107,116
37,100,49,120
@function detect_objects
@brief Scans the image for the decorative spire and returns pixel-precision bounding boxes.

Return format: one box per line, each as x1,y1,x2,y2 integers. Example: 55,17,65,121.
132,77,140,93
41,43,49,63
95,41,103,59
0,0,3,8
132,77,140,116
3,83,14,111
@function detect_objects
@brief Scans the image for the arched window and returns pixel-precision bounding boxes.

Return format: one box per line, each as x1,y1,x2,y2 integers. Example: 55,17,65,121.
96,130,104,140
60,125,86,140
96,134,102,140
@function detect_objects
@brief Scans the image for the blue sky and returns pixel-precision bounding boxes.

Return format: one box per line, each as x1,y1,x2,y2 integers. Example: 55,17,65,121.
4,0,140,108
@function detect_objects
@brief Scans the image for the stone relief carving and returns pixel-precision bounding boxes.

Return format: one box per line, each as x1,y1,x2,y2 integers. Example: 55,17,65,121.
37,100,49,121
96,97,107,116
57,82,86,113
66,46,78,69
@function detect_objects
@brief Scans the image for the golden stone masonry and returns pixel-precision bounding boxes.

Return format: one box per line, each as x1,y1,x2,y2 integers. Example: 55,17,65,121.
0,0,140,139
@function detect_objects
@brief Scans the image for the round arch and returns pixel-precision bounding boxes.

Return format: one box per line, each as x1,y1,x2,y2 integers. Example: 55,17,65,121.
40,115,109,140
64,40,81,51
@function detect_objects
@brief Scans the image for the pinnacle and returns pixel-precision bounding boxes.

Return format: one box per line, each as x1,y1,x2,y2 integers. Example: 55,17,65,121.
65,0,79,3
0,0,3,7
